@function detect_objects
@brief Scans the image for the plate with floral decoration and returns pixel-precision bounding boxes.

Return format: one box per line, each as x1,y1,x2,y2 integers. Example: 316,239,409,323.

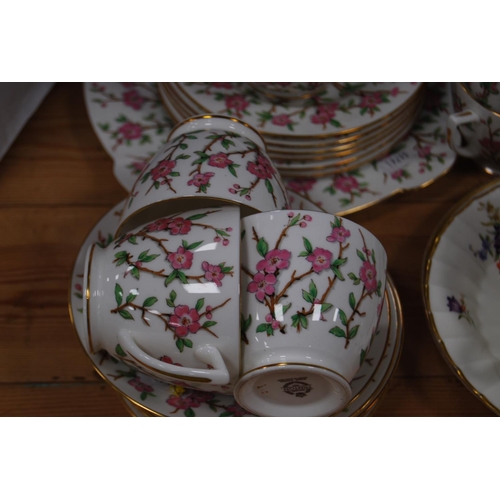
168,82,423,139
69,200,403,417
424,179,500,415
83,83,456,217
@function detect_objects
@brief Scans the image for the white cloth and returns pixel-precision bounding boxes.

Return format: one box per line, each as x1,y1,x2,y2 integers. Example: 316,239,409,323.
0,82,54,162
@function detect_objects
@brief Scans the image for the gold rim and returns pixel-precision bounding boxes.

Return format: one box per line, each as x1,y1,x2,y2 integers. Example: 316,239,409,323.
167,82,425,140
163,83,425,149
85,243,97,354
277,119,418,178
247,82,328,102
422,177,500,415
267,103,421,162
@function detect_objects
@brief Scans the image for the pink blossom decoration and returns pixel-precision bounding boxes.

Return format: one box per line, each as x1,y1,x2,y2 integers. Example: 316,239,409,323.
306,247,333,273
359,93,383,109
167,246,194,270
151,160,176,180
417,146,432,158
118,122,142,140
256,249,291,274
208,152,233,168
123,90,145,110
265,314,281,330
359,261,377,292
247,272,277,302
225,95,249,112
188,171,215,187
167,217,192,235
169,305,201,337
272,114,293,126
326,226,351,243
144,218,171,232
287,178,317,192
333,175,359,193
202,262,225,287
128,378,154,393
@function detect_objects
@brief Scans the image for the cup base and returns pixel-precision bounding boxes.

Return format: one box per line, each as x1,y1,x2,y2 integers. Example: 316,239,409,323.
234,364,352,417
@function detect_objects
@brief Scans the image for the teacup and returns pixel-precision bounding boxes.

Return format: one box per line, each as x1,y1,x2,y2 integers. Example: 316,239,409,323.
463,82,500,112
116,115,290,237
448,83,500,175
236,209,387,416
84,205,241,394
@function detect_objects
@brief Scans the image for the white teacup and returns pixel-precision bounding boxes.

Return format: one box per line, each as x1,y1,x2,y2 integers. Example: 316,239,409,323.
84,205,241,394
448,83,500,175
116,115,290,237
236,209,387,416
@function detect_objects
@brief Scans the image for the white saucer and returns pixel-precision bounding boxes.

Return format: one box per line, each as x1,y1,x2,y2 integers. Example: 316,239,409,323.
69,200,403,417
84,83,456,216
424,178,500,415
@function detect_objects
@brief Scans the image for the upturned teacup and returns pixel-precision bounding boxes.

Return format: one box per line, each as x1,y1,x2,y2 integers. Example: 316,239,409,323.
116,115,290,236
236,209,387,416
448,83,500,175
84,205,241,394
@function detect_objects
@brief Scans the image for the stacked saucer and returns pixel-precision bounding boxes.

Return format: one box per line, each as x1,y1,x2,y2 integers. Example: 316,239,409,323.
159,82,425,178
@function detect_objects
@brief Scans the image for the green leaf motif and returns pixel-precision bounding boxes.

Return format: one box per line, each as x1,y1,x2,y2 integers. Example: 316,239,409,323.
349,292,356,310
114,283,123,307
256,323,269,333
179,143,188,150
202,321,217,329
176,338,184,352
309,280,317,299
186,214,207,222
338,309,348,326
131,266,140,280
195,298,204,311
321,303,333,313
125,292,136,304
360,349,367,365
289,214,301,226
185,408,195,417
257,237,269,258
331,265,345,281
302,290,314,303
177,271,188,284
165,271,177,286
183,338,193,348
349,325,360,339
357,249,366,261
142,297,158,308
265,178,274,194
330,326,346,338
303,237,313,253
115,344,127,357
118,309,134,320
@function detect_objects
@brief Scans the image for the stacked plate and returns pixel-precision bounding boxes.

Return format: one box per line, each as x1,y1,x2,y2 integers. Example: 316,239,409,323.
159,82,425,178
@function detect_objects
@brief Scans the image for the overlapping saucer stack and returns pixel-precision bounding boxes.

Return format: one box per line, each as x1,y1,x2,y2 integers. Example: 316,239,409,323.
159,82,425,178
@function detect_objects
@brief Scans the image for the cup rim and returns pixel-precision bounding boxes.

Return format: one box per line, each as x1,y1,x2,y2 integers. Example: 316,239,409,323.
458,82,500,118
166,114,266,149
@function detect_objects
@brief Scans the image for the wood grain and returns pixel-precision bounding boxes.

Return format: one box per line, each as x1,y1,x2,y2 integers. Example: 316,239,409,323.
0,82,496,417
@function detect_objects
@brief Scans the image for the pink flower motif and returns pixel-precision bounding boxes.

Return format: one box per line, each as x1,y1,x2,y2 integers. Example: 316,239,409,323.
151,160,176,180
205,305,213,319
247,272,277,302
202,262,225,287
167,217,192,235
130,161,147,174
168,246,194,270
265,314,281,330
144,217,171,232
121,83,136,88
118,122,142,140
123,90,145,110
306,247,333,273
391,168,404,180
287,178,317,192
167,395,200,409
272,114,293,126
208,153,233,168
256,249,291,274
333,175,359,193
417,146,432,158
212,83,232,89
319,102,339,117
225,404,249,416
75,283,82,291
247,161,272,180
128,378,154,393
188,171,215,187
257,154,275,173
359,93,383,109
169,305,201,337
160,356,182,366
390,87,400,96
225,95,249,112
311,110,331,125
327,226,351,243
359,260,377,292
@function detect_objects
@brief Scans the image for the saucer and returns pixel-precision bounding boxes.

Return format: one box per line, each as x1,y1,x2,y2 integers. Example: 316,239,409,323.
84,83,456,216
69,200,403,416
423,178,500,415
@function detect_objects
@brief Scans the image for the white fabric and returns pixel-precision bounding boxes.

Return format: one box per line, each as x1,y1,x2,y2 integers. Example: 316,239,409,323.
0,82,54,162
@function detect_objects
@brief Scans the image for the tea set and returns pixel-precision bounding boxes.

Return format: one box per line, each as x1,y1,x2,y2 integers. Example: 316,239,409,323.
72,82,500,416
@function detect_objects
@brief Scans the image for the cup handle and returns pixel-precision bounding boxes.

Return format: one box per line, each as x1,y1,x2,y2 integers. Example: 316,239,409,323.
117,329,230,386
447,110,480,158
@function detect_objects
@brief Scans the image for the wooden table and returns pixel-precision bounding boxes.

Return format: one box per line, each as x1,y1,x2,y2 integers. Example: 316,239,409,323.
0,82,495,417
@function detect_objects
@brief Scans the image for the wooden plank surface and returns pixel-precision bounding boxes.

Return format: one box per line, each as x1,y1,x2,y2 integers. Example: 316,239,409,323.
0,82,496,417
